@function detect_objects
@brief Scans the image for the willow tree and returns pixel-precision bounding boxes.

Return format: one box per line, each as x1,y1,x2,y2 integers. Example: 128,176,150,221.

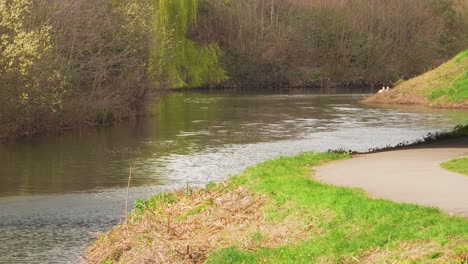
149,0,227,88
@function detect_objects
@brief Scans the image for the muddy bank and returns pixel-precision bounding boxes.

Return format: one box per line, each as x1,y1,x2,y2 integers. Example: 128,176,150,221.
362,91,468,109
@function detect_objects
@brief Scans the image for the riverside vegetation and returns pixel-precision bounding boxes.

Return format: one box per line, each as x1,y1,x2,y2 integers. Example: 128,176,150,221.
1,0,468,139
0,0,226,139
363,50,468,108
86,152,468,263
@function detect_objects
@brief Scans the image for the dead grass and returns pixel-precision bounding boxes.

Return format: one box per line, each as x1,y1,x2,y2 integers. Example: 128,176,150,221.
84,181,318,264
362,90,427,106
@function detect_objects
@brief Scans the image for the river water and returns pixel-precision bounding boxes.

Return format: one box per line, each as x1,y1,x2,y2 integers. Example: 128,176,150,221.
0,91,466,263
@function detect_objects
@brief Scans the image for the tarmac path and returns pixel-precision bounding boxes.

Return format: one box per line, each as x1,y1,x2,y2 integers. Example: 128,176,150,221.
315,137,468,217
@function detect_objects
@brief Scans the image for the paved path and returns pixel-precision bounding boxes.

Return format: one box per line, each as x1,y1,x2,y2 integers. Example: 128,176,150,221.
315,137,468,217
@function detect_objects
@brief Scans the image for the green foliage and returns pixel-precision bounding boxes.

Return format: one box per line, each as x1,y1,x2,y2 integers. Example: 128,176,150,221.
430,251,442,259
149,0,226,88
205,152,468,263
0,0,228,139
133,192,178,215
0,0,157,139
422,124,468,142
0,0,67,133
250,230,266,243
452,124,468,136
441,157,468,175
183,204,207,219
453,243,468,255
205,181,217,190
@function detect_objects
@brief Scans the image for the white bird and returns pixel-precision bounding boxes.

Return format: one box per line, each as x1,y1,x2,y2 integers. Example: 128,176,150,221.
377,86,385,93
386,86,390,91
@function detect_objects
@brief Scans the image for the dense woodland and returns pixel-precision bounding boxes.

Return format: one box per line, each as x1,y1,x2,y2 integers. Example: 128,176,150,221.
1,0,467,138
198,0,468,87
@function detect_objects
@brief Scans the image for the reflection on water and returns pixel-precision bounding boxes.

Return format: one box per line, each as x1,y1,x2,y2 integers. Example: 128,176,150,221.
0,91,466,262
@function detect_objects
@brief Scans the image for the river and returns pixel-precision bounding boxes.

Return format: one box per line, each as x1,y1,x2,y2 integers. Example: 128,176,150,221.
0,91,466,263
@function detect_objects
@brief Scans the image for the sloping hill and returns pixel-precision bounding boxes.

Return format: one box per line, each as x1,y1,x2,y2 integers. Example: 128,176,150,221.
363,50,468,108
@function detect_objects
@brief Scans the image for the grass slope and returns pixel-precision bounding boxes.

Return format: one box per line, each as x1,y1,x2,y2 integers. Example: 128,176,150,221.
427,51,468,102
441,157,468,176
87,152,468,264
363,50,468,108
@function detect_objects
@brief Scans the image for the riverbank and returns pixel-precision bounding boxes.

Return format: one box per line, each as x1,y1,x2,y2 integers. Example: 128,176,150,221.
85,149,468,263
363,50,468,109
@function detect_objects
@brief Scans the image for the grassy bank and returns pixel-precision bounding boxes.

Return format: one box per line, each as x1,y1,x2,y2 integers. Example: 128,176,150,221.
442,157,468,175
86,152,468,263
363,50,468,108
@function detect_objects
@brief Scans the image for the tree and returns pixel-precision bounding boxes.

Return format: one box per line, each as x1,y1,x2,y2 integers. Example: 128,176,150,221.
149,0,227,88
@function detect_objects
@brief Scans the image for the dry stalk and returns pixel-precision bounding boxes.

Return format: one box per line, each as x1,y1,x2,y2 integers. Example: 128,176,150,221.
124,165,135,223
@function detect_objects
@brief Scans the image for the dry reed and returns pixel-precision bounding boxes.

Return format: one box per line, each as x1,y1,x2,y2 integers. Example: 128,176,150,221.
84,181,317,263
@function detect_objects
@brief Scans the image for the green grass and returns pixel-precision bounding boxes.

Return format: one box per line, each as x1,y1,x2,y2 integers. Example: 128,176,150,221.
425,50,468,102
205,152,468,263
428,74,468,101
88,150,468,263
441,157,468,175
455,50,468,63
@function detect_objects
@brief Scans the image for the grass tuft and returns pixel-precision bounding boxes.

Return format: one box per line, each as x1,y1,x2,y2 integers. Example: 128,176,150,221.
441,157,468,175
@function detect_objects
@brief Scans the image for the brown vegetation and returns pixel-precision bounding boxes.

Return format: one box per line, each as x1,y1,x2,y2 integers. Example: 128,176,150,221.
1,0,468,139
194,0,468,88
85,182,317,264
0,0,155,139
